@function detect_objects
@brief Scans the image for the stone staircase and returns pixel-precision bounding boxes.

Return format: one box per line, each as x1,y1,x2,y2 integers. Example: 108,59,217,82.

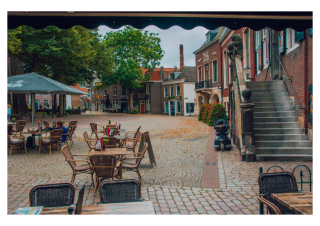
246,80,312,161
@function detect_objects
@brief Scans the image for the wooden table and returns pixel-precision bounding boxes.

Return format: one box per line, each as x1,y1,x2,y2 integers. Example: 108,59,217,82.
88,148,135,157
41,201,155,215
271,192,313,215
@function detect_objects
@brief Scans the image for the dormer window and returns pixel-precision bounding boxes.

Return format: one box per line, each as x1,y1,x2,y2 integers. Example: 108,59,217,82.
206,34,210,44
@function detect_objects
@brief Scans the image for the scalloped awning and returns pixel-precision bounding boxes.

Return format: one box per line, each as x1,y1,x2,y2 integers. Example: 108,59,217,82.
8,11,312,31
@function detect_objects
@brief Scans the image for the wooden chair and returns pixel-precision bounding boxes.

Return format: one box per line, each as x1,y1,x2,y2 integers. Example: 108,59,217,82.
43,120,50,128
61,145,95,186
39,129,63,155
98,179,142,204
258,172,298,214
8,134,27,156
69,121,77,138
12,120,27,137
257,196,282,215
121,143,148,184
83,131,96,152
124,126,141,140
105,127,120,136
89,155,122,196
120,131,141,152
90,123,105,138
61,126,72,148
29,183,75,207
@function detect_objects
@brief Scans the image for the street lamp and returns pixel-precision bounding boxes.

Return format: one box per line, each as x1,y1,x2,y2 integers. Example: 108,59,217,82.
217,83,223,104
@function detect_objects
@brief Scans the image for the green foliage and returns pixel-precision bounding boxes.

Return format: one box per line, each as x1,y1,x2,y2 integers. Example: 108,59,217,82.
108,120,111,122
103,139,109,144
11,118,16,122
198,103,227,126
168,96,175,100
7,25,114,85
77,106,80,110
100,26,164,111
130,110,138,114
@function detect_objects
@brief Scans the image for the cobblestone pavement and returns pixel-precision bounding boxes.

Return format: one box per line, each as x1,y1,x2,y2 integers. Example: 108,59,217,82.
7,113,313,215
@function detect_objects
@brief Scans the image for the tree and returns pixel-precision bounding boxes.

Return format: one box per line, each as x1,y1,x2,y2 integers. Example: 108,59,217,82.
100,26,164,112
8,25,115,116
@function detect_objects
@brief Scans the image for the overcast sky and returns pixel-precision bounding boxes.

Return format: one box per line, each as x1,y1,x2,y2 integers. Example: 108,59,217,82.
98,25,209,68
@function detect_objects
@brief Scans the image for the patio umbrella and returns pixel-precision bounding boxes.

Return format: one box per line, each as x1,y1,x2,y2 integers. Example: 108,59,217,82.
8,72,87,129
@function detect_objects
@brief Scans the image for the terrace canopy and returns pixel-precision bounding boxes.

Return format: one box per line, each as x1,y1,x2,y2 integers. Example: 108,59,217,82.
7,72,87,128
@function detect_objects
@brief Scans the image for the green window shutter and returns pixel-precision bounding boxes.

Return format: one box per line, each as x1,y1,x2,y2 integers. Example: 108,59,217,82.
295,31,305,43
308,28,313,36
279,30,284,54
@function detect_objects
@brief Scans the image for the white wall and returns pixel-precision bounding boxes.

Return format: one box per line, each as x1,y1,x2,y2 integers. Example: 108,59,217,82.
66,95,72,110
183,83,196,116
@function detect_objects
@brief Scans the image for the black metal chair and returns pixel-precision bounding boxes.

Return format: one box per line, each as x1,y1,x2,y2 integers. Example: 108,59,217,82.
29,183,75,207
258,172,298,214
75,185,85,215
98,179,142,204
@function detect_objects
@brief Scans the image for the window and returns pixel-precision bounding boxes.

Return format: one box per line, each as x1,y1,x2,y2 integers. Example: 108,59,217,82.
97,90,100,95
177,101,181,113
35,100,39,109
104,90,107,96
112,99,118,108
262,29,267,68
245,29,250,68
164,87,168,97
286,28,298,52
36,94,39,96
255,30,261,73
198,66,202,82
121,86,126,96
213,61,218,82
205,64,209,80
43,100,49,108
164,101,168,113
43,93,48,96
176,85,181,96
113,87,117,96
186,103,195,113
87,88,90,96
146,99,150,111
133,100,136,107
224,50,228,88
146,83,150,94
170,86,174,96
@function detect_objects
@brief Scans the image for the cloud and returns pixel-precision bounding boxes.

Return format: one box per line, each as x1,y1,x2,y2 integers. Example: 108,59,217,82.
98,25,208,68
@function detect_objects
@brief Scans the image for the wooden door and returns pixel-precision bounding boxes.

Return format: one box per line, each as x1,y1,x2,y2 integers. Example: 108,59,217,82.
140,101,145,113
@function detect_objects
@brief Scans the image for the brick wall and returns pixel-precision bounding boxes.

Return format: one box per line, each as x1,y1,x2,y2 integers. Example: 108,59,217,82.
162,82,184,115
150,82,162,114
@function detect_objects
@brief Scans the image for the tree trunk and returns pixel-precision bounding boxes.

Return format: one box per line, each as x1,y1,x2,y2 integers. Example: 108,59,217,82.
129,90,133,112
53,95,57,113
58,94,64,117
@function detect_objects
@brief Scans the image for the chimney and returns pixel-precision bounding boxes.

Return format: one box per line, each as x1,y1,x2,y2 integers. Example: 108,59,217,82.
180,44,184,69
174,66,177,72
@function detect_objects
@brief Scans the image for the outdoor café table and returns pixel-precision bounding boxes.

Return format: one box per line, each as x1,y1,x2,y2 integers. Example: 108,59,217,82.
40,201,155,215
88,148,134,157
270,192,313,215
101,135,126,147
23,130,48,150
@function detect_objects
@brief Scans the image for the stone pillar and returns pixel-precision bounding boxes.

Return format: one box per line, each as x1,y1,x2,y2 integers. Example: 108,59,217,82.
240,88,255,162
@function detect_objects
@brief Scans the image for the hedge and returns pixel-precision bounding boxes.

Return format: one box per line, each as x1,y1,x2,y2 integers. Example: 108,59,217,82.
198,103,227,126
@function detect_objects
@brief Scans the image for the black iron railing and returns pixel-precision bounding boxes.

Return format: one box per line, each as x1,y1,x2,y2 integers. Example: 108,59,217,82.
195,80,212,89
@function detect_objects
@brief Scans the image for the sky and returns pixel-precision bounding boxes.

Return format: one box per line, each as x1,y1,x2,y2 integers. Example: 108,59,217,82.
98,25,209,68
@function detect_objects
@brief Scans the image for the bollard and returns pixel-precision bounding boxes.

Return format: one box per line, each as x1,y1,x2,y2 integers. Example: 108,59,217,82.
259,167,264,215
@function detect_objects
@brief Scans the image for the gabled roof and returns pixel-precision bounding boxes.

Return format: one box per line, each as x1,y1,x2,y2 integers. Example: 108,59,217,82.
176,66,196,82
71,84,88,94
140,67,176,81
193,27,228,54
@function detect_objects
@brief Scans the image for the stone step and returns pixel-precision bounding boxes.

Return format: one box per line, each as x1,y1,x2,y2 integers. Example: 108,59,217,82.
251,96,290,103
254,117,297,123
254,128,304,134
255,147,313,155
246,81,284,87
254,122,301,129
253,111,296,117
252,93,288,98
253,106,294,112
251,89,287,94
255,154,312,162
254,134,308,141
254,140,312,147
253,102,292,108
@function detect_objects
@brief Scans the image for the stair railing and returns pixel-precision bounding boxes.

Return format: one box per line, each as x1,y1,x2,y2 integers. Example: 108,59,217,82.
278,56,306,109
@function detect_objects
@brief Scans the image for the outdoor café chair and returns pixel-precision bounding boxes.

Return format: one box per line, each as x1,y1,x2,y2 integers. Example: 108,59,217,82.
121,143,148,184
90,123,105,139
257,196,282,215
43,120,50,128
120,131,141,152
69,121,77,138
29,183,75,207
98,179,143,204
258,172,298,214
75,185,85,215
89,155,122,196
61,145,95,186
8,134,27,156
105,127,120,136
83,131,96,152
12,120,27,137
124,126,141,140
39,129,63,155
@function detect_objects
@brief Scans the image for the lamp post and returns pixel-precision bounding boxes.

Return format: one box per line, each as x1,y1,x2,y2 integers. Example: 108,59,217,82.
217,83,223,104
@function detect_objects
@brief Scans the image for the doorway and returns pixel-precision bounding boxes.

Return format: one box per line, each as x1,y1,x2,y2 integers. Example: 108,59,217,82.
140,100,145,113
170,101,175,116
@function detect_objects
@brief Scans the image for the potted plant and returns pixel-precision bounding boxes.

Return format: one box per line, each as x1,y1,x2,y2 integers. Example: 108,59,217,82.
108,119,111,125
102,139,109,150
11,118,16,123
